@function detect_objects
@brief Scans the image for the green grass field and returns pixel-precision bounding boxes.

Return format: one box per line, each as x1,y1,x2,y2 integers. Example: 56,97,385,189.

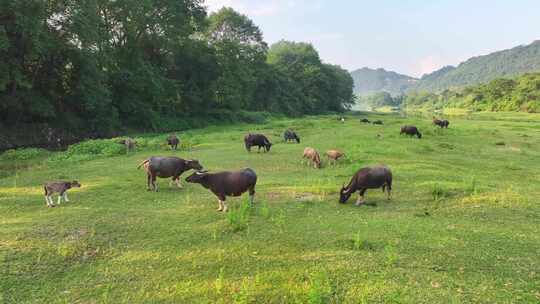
2,112,540,303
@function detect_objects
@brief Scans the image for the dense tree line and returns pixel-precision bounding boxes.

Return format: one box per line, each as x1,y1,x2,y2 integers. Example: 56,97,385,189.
0,2,354,137
403,73,540,113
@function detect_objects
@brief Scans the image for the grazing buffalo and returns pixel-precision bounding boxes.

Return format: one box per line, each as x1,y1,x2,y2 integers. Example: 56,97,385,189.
284,129,300,143
339,165,392,205
186,168,257,212
303,147,321,169
372,120,384,125
326,149,345,165
360,118,370,123
137,157,203,191
244,134,272,152
400,126,422,139
118,138,137,152
167,134,180,150
433,118,450,128
44,181,81,207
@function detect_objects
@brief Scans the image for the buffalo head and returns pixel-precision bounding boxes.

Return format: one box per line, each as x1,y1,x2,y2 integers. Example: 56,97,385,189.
186,159,203,171
186,170,208,184
339,184,352,204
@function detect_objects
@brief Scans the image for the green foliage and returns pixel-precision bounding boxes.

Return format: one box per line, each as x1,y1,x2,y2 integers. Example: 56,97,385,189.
403,73,540,113
0,148,48,161
48,139,125,162
0,3,353,141
227,200,252,232
266,41,354,114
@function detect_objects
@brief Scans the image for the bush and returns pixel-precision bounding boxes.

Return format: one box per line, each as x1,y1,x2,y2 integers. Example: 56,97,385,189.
0,148,49,161
48,139,126,163
237,111,270,124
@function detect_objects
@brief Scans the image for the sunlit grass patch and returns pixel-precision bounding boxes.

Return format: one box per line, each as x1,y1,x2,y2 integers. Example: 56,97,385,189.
2,112,540,303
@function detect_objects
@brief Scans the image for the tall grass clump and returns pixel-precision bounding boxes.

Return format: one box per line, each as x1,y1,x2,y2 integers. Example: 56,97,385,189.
227,200,252,232
307,271,333,304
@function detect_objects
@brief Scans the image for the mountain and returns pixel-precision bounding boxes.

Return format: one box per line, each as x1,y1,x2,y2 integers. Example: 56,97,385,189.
351,40,540,95
350,67,418,96
413,40,540,92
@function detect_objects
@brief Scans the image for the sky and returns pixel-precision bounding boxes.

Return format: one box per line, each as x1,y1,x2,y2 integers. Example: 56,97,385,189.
205,0,540,77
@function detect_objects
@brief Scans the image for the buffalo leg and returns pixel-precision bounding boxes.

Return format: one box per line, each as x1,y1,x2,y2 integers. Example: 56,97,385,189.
147,174,152,191
63,192,69,202
151,175,158,192
57,195,63,205
222,200,228,212
217,200,223,212
355,189,367,206
386,182,392,200
175,176,182,188
249,187,256,206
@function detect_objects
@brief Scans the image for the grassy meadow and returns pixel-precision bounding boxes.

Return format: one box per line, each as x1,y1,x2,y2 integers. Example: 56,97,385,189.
1,112,540,303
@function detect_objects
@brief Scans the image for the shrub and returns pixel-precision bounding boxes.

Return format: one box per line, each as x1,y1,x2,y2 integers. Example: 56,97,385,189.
237,111,270,124
0,148,49,161
48,139,125,163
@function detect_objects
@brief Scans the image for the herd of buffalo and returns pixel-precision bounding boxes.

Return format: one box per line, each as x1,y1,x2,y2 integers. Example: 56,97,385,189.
43,117,450,211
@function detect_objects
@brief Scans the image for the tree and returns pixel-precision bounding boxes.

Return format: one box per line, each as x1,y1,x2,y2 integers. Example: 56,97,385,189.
206,7,267,110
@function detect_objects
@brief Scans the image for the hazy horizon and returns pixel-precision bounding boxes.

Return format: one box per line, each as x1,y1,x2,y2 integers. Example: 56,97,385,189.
206,0,540,77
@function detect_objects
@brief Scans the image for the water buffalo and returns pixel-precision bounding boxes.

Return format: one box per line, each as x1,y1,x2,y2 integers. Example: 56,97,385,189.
44,181,81,207
400,126,422,138
137,157,203,191
326,149,345,165
284,129,300,143
167,134,180,150
244,134,272,152
186,168,257,212
303,147,321,169
360,118,370,123
372,120,384,125
339,165,392,205
433,118,449,128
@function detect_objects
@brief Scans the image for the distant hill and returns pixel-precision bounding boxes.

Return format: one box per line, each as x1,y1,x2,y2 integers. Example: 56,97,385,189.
351,40,540,95
413,40,540,92
350,67,417,96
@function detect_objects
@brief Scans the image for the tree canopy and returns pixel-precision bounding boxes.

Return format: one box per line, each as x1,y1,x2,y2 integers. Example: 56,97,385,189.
0,2,354,137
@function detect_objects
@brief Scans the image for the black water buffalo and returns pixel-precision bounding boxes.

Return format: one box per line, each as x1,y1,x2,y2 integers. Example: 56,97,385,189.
433,118,450,128
186,168,257,212
360,118,370,123
339,165,392,205
137,157,203,191
372,120,384,125
167,134,180,150
284,129,300,143
400,126,422,138
244,134,272,152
